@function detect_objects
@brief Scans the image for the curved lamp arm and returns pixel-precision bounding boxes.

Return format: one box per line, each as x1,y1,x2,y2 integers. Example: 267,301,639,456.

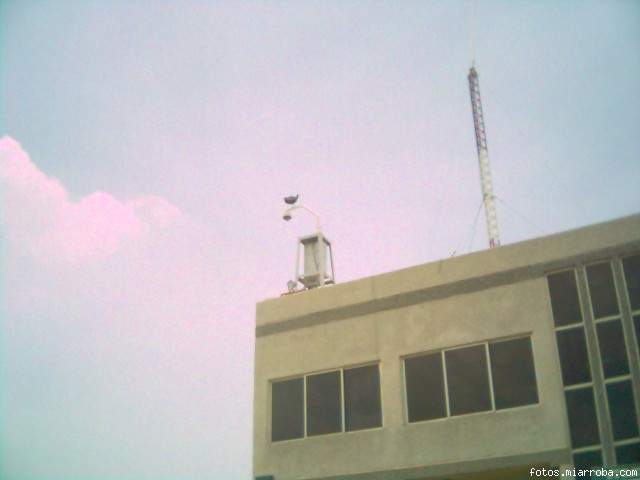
282,204,321,231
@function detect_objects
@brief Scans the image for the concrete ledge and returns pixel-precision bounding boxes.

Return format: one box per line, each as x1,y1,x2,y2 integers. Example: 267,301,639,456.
257,214,640,332
256,238,640,337
294,447,571,480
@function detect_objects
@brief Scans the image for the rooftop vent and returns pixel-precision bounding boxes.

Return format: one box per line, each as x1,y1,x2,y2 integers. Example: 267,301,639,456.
296,232,335,289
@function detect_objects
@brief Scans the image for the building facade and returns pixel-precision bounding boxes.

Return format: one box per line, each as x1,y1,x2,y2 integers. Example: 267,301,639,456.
254,214,640,480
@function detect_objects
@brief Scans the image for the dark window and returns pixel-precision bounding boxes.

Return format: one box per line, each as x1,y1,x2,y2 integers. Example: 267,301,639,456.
586,262,619,318
573,450,603,470
596,320,629,378
445,345,492,415
272,378,304,441
547,271,583,326
565,387,600,448
607,380,639,440
616,442,640,466
344,365,382,431
623,254,640,311
556,327,592,385
405,353,446,422
634,315,640,353
489,337,539,409
306,371,342,436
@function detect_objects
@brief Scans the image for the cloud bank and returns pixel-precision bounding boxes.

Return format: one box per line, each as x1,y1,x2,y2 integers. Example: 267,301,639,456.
0,136,181,263
0,138,253,479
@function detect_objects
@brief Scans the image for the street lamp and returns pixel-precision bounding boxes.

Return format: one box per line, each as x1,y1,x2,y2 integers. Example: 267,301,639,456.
281,195,334,291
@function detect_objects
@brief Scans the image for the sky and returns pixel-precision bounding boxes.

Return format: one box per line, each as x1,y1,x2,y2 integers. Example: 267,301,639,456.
1,1,639,479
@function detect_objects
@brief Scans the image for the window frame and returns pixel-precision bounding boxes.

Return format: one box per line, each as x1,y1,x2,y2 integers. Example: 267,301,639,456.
343,363,384,433
616,254,640,462
489,335,540,410
403,349,449,422
305,369,343,437
605,379,640,442
622,253,640,314
555,323,593,386
621,254,640,355
547,269,584,327
595,318,631,379
269,361,383,443
585,260,622,321
402,334,539,425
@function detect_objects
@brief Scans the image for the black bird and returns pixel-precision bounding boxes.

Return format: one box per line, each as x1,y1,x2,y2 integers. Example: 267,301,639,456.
284,195,299,205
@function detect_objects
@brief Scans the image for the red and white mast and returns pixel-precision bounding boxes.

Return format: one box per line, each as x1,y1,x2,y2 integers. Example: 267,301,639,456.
468,65,500,248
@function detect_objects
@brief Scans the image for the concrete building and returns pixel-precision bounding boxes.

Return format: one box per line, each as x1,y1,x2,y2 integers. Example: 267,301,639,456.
253,214,640,480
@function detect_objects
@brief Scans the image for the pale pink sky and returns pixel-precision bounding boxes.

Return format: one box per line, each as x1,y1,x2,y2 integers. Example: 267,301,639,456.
1,1,639,479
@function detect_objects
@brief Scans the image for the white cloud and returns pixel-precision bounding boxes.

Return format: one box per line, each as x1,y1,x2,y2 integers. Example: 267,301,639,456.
0,137,253,479
0,136,181,264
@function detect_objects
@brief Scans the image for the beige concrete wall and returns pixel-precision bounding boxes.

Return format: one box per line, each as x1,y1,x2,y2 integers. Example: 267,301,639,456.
254,278,569,479
253,214,640,480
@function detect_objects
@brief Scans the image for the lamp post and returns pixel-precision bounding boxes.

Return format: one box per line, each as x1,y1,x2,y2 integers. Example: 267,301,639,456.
281,197,334,291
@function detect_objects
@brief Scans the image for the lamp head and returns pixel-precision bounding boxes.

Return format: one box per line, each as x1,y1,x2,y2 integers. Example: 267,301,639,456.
284,194,299,205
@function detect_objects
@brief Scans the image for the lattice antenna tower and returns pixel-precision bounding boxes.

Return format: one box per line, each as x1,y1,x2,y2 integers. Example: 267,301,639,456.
468,65,500,248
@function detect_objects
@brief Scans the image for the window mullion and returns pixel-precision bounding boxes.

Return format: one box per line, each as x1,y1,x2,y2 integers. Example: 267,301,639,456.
303,375,307,437
485,342,496,411
442,350,450,417
340,369,345,432
577,266,614,465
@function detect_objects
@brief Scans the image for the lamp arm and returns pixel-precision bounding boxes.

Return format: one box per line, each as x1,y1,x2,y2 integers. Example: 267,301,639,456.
282,204,321,230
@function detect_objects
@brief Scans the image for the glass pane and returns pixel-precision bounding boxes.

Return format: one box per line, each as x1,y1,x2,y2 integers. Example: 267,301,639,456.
565,387,600,448
445,345,492,416
586,262,620,318
405,353,446,422
344,365,382,431
547,271,583,326
596,320,629,378
616,442,640,466
272,378,304,441
573,450,602,470
634,315,640,353
607,380,639,440
556,327,592,386
306,371,342,436
623,254,640,311
489,337,539,409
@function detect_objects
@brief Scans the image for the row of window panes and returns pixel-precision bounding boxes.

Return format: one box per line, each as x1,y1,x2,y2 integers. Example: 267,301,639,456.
574,441,640,470
548,255,640,327
623,256,640,368
271,364,382,442
547,255,640,467
552,331,639,448
557,310,638,448
548,259,639,389
272,336,538,441
405,337,538,423
548,270,639,442
555,318,632,385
